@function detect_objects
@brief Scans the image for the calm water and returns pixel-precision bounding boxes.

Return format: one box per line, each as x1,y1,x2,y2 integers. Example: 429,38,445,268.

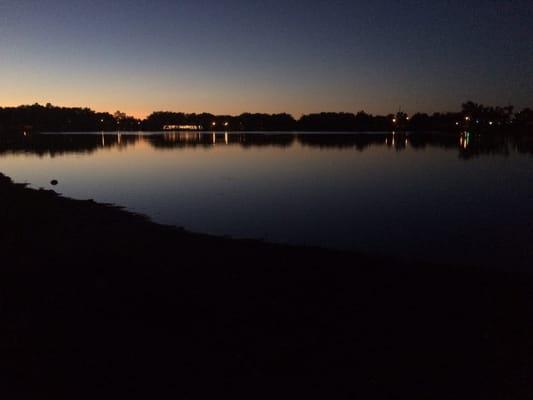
1,132,532,267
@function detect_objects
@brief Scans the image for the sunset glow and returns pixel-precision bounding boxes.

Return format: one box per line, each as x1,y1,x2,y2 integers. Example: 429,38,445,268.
1,1,531,117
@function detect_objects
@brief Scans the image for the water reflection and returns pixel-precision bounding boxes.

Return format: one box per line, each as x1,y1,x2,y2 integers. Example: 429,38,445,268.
1,131,531,158
0,131,531,268
0,132,138,157
457,132,516,159
459,132,470,150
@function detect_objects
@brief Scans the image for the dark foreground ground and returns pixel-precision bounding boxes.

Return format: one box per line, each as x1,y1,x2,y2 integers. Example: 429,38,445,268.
0,173,532,398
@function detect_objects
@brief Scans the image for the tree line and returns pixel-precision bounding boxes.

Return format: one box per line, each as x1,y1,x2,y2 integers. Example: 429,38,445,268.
0,101,531,133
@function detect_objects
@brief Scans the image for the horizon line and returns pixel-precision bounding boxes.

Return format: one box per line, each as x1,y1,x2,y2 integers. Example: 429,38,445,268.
2,101,528,121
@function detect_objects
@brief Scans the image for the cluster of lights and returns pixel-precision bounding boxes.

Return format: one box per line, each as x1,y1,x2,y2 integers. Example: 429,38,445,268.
163,125,202,131
459,117,494,126
391,115,408,123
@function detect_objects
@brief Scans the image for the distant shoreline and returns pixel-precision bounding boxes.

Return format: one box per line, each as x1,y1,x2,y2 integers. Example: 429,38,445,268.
1,101,532,135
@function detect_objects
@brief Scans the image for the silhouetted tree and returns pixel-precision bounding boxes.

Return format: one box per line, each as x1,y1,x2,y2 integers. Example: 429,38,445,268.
0,102,531,135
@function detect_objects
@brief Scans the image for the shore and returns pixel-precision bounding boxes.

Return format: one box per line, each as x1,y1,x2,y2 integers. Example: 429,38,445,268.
1,173,532,398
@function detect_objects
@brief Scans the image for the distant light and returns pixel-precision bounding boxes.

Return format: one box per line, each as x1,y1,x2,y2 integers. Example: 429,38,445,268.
212,122,216,126
456,122,459,126
392,118,397,123
465,116,470,121
489,121,493,125
23,131,27,136
224,122,229,127
406,116,409,120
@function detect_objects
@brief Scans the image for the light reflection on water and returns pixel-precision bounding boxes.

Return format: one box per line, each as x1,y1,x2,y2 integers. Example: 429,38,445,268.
0,132,531,268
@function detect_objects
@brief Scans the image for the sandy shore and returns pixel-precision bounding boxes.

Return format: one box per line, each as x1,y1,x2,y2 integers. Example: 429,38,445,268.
0,173,532,398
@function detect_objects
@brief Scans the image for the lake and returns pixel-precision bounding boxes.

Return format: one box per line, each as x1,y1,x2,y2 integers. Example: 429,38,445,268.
0,131,531,268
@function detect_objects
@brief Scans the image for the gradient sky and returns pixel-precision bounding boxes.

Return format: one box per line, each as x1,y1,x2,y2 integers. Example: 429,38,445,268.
1,0,532,117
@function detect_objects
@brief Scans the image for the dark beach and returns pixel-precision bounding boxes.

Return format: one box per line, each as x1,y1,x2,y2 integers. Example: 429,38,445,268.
1,172,532,398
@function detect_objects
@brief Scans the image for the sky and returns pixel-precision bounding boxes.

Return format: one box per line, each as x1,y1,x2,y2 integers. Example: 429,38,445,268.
0,0,532,118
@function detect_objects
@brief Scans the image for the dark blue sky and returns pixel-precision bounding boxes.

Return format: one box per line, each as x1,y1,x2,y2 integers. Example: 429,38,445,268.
1,0,531,117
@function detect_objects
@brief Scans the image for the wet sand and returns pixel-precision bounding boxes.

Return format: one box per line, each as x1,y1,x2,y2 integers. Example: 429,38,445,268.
0,173,532,398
